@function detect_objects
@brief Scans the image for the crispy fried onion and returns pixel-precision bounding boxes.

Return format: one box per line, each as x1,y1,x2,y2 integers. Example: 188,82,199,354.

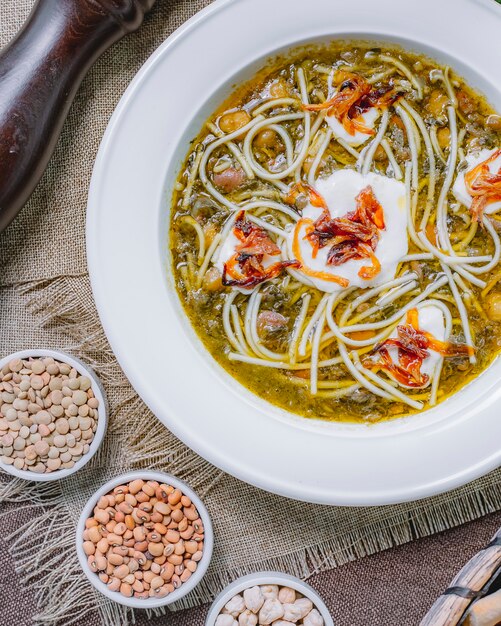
465,149,501,222
302,72,403,137
288,183,386,282
285,181,328,211
223,211,300,288
365,308,474,387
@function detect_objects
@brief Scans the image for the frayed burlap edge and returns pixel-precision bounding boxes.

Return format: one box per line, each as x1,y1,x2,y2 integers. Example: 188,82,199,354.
1,275,501,626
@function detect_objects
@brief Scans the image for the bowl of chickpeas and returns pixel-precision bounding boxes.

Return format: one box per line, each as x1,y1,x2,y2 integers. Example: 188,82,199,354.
205,572,334,626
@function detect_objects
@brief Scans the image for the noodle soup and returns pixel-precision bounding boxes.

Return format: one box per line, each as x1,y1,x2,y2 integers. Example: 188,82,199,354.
170,43,501,423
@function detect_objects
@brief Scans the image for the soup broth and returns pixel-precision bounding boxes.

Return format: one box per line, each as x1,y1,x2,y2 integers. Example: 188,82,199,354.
170,43,501,423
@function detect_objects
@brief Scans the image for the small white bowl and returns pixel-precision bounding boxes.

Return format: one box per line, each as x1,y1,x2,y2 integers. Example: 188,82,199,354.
205,571,334,625
76,470,214,608
0,349,108,482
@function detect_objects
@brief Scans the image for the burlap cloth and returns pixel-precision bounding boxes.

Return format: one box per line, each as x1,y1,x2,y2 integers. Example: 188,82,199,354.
3,505,501,626
1,1,501,625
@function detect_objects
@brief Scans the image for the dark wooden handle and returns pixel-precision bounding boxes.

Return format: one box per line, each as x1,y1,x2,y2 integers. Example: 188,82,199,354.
420,527,501,625
0,0,156,232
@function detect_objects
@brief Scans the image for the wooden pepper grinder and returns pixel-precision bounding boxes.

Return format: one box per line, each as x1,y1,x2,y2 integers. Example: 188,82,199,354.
0,0,157,232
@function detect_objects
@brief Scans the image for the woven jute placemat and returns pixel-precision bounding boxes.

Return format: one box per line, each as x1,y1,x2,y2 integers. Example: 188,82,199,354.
1,1,501,625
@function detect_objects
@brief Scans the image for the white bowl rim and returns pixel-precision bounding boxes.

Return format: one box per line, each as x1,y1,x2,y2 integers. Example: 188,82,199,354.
205,571,334,626
86,0,501,505
75,469,214,609
0,349,108,482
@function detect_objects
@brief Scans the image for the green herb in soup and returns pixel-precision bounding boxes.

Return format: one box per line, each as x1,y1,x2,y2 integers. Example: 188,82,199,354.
170,43,501,423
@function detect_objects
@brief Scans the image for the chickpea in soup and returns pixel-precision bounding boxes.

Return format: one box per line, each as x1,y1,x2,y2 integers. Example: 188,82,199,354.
170,43,501,423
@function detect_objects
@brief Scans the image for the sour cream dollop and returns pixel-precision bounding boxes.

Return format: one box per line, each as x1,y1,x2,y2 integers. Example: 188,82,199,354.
383,304,446,389
286,169,408,293
326,107,379,147
453,148,501,214
213,228,280,293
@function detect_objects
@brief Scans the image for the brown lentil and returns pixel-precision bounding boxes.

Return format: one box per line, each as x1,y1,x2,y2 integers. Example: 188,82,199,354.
0,356,100,474
83,478,204,600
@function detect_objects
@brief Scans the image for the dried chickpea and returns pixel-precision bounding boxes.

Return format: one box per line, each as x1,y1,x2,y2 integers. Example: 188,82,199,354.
269,78,289,98
254,129,280,151
437,127,451,150
202,266,223,292
219,110,251,134
486,114,501,132
216,584,325,624
485,292,501,322
426,89,449,118
457,89,476,115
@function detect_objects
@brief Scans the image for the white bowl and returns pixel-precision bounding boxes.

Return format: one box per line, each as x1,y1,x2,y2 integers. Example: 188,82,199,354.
205,572,334,626
76,470,214,608
86,0,501,505
0,349,108,481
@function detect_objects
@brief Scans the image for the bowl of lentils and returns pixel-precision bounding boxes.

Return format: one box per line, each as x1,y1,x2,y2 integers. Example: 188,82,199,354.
0,349,107,480
76,471,213,608
206,572,334,626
